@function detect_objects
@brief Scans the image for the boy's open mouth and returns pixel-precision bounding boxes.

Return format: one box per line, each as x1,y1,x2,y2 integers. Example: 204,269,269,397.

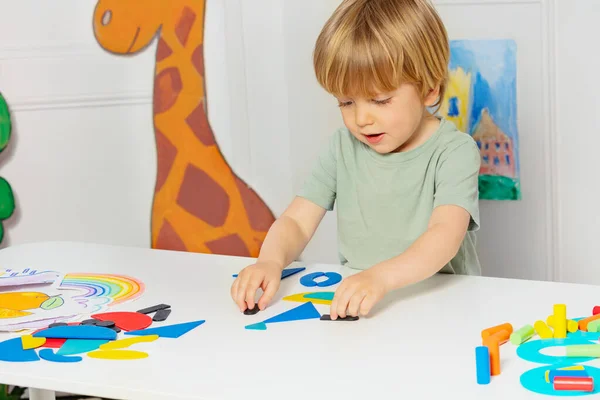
363,132,385,144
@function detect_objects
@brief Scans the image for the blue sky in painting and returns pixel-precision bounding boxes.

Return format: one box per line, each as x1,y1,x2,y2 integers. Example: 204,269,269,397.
449,39,519,175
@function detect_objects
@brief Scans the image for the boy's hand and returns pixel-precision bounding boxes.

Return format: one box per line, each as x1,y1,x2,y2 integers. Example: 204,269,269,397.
231,261,283,312
330,267,389,320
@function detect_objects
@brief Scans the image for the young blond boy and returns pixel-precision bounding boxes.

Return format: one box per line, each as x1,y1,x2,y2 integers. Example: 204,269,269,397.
231,0,481,320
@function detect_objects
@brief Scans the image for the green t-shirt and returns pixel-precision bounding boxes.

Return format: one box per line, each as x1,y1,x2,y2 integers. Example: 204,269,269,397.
298,117,482,275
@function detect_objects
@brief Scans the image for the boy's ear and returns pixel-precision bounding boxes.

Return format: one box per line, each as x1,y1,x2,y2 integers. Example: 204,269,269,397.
424,85,441,106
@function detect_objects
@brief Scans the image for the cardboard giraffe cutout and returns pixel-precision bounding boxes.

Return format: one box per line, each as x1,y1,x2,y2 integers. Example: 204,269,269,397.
92,1,276,257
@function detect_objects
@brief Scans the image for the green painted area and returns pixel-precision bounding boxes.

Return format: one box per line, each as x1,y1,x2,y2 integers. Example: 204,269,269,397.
479,174,521,201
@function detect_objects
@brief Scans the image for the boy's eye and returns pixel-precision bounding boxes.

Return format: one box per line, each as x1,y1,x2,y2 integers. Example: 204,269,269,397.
372,97,392,105
337,100,353,108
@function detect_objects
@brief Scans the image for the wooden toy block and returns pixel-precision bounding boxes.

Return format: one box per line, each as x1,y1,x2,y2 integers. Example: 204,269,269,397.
534,320,553,339
553,376,594,392
475,346,491,384
510,324,535,345
553,304,567,338
481,322,513,340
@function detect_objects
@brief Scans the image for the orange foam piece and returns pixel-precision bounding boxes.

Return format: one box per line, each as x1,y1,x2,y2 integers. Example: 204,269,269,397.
91,311,152,332
481,323,513,340
579,314,600,331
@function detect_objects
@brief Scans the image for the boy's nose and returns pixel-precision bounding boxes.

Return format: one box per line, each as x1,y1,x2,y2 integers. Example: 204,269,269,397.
354,106,374,127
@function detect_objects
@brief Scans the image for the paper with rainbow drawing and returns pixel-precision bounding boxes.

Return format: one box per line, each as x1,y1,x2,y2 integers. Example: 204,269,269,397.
0,268,144,332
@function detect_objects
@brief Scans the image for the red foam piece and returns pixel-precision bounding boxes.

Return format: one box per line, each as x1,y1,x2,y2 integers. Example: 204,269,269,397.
92,311,152,332
42,338,67,349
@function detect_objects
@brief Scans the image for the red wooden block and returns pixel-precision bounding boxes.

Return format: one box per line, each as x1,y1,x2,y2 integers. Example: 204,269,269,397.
554,376,594,392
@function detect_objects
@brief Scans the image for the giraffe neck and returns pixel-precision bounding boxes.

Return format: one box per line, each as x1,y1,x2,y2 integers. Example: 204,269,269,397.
151,2,219,197
152,2,216,152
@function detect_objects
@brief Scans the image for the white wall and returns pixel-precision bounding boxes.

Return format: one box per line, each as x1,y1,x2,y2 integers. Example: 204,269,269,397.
554,0,600,284
0,0,596,285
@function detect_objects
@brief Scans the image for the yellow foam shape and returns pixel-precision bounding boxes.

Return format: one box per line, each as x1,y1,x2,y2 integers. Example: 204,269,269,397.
282,292,332,305
87,350,148,360
21,335,46,350
99,335,158,350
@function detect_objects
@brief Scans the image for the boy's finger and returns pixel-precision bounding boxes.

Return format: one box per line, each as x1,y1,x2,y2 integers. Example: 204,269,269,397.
244,279,260,310
329,285,346,320
258,279,278,310
347,291,365,317
360,294,376,316
235,277,250,311
336,288,354,319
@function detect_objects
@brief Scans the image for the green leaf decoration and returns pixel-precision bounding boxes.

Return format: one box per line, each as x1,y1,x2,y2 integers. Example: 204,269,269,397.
0,178,14,220
40,295,64,310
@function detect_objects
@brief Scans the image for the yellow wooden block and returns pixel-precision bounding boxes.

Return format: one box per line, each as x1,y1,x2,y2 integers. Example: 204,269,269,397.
87,350,148,360
21,335,46,350
534,320,553,339
99,335,159,350
282,292,332,305
547,316,579,333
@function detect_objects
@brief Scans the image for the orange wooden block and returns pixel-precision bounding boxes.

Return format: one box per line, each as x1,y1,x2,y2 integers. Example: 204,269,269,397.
481,323,513,340
579,314,600,331
483,335,501,376
485,330,510,346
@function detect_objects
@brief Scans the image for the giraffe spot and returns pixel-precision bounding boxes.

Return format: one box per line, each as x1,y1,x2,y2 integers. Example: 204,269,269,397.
154,129,177,193
191,45,204,77
154,67,182,114
156,37,172,62
205,234,250,257
234,176,276,232
177,165,229,227
175,6,196,46
185,102,215,146
155,220,187,252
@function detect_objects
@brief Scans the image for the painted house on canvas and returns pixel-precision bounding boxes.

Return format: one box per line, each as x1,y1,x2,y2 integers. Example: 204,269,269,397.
473,109,516,178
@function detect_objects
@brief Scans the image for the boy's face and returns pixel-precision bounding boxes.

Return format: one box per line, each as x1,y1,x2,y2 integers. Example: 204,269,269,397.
336,83,439,154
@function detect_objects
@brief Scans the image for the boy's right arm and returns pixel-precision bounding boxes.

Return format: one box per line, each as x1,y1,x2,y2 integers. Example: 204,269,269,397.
230,196,327,312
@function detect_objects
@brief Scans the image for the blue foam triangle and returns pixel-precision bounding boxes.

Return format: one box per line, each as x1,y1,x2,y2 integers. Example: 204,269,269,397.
264,302,321,324
281,267,306,280
245,322,267,330
124,320,205,338
0,337,40,362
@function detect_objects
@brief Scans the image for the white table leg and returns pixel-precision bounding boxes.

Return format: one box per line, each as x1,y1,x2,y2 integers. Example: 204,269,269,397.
28,388,56,400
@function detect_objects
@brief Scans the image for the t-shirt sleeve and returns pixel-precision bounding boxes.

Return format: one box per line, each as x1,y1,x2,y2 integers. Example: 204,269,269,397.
434,140,481,231
297,132,338,211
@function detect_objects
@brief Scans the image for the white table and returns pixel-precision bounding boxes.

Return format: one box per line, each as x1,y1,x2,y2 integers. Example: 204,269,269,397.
0,241,599,399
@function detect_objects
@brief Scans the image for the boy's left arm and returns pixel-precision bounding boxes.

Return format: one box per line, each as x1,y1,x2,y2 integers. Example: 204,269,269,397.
330,140,481,320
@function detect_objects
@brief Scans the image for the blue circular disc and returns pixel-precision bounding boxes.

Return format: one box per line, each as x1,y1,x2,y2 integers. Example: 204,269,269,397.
299,272,342,288
300,272,324,287
318,272,342,287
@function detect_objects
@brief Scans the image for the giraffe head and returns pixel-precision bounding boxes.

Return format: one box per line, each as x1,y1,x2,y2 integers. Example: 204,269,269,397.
93,0,171,54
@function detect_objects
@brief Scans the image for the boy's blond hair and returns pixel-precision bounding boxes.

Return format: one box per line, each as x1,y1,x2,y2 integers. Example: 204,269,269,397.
313,0,449,110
